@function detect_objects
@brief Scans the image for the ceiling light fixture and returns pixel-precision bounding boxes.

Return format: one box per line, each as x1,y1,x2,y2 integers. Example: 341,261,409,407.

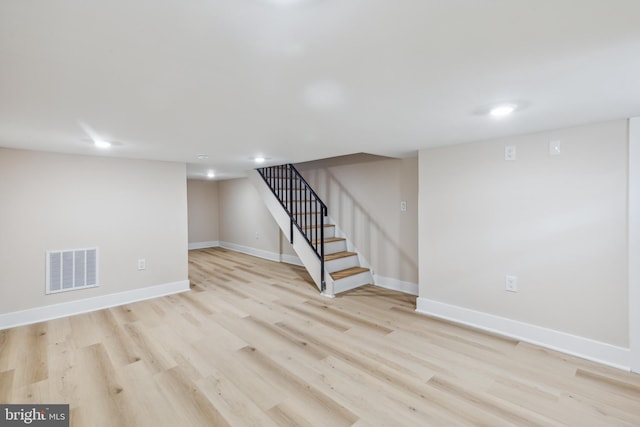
79,122,115,149
254,157,266,164
489,104,517,118
94,139,111,149
196,154,209,160
262,0,313,7
207,170,215,179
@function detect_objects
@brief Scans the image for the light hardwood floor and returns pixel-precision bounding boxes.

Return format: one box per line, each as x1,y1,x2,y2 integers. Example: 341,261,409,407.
1,247,639,426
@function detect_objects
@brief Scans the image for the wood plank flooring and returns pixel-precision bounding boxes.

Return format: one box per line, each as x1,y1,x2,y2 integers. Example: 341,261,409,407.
1,247,639,426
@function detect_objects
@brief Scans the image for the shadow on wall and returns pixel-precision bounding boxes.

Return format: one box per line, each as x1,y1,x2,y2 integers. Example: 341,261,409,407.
316,168,418,283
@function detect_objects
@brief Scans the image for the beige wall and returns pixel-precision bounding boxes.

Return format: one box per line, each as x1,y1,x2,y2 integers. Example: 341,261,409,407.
218,178,281,255
280,229,298,258
419,120,628,346
187,179,219,244
191,176,295,261
299,155,419,284
0,148,189,313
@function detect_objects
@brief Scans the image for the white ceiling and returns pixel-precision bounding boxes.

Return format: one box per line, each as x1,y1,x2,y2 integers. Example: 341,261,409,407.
1,1,640,179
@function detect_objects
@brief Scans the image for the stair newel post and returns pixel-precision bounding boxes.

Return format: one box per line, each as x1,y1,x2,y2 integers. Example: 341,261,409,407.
320,204,326,292
288,165,294,244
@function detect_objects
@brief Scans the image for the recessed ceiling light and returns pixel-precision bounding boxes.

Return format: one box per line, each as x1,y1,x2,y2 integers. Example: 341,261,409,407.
94,139,111,149
489,104,517,117
78,122,120,149
207,170,215,179
81,138,122,148
254,157,266,164
262,0,313,7
197,154,209,160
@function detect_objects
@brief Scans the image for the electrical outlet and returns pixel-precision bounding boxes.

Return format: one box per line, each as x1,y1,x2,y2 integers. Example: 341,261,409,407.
400,201,407,212
505,275,518,292
138,258,146,270
255,232,260,240
549,140,561,156
505,145,516,161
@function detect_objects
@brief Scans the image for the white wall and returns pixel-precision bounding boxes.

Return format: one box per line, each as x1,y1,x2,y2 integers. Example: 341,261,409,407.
187,179,219,247
418,120,629,351
0,148,189,319
299,155,419,286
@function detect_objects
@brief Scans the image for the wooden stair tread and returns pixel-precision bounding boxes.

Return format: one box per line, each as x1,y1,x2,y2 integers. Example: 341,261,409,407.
330,267,370,280
301,224,334,230
324,251,357,262
312,237,345,245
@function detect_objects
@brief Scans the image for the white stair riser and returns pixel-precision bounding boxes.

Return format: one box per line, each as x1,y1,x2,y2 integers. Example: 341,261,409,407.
301,227,335,239
293,217,326,229
333,271,373,294
293,212,325,218
324,239,347,254
325,255,359,273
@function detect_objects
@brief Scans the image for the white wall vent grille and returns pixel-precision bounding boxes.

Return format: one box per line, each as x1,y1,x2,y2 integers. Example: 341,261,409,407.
46,247,99,294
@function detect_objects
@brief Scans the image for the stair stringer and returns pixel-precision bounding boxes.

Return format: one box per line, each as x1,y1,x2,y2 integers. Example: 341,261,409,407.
248,170,334,296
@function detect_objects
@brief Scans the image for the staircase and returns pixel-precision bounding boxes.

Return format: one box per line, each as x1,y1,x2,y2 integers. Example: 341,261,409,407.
249,164,373,296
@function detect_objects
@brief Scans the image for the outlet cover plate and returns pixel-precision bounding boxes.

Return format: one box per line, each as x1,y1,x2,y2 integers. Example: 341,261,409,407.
505,145,516,161
505,275,518,292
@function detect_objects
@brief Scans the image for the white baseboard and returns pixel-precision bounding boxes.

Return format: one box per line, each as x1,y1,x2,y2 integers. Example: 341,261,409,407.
374,275,418,296
188,241,220,250
217,241,303,266
219,241,280,263
416,297,631,371
280,253,304,266
0,280,190,331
